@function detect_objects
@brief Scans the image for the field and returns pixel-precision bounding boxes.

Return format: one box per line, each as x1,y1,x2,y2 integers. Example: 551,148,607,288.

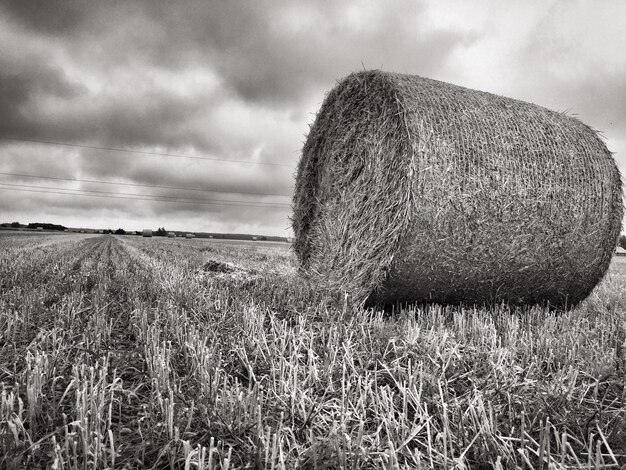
1,233,626,469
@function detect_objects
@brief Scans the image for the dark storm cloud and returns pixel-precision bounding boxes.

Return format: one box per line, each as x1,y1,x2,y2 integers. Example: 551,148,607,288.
0,0,88,35
139,0,475,105
0,0,472,149
0,56,86,138
0,1,218,152
0,0,477,234
0,63,218,152
88,93,217,151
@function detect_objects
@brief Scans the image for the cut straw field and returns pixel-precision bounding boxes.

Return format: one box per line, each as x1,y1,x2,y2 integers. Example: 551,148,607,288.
1,233,625,469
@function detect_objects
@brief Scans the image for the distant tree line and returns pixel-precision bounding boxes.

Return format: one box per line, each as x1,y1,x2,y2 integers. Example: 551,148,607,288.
28,223,67,231
0,222,23,228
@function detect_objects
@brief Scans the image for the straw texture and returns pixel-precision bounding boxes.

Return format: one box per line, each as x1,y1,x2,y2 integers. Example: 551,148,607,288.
292,71,623,308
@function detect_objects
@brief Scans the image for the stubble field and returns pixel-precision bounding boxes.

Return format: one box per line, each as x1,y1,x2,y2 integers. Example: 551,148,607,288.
1,232,626,469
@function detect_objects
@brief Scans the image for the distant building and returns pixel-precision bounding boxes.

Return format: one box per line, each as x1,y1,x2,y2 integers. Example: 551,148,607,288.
167,232,175,238
616,246,626,257
185,233,195,239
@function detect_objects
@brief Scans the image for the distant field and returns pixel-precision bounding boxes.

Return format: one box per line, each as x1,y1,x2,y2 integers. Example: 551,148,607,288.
1,233,625,469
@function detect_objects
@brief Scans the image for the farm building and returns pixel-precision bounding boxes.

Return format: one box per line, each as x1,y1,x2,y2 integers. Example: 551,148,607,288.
616,246,626,256
293,70,622,308
185,233,195,239
167,232,175,238
142,229,153,238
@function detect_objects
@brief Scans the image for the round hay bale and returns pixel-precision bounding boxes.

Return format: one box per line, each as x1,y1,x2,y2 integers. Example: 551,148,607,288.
142,229,153,238
292,70,623,308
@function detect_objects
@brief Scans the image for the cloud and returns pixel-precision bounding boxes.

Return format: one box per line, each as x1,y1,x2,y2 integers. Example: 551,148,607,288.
0,0,89,35
2,0,622,235
0,0,476,235
0,0,473,145
0,57,85,138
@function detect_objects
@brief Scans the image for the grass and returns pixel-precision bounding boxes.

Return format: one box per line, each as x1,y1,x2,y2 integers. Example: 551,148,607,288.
1,232,625,469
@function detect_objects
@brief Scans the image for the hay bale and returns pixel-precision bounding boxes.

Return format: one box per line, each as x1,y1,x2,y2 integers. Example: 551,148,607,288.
292,70,623,308
142,229,152,238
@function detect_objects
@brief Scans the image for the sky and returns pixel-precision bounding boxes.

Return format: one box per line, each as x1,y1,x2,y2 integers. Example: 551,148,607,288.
1,0,625,236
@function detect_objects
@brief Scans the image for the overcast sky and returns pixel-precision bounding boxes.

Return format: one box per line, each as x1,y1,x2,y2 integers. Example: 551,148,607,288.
1,1,625,236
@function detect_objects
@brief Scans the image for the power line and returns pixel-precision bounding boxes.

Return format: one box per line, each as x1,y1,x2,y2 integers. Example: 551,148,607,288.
0,181,290,206
0,182,291,208
2,186,288,208
0,137,293,168
0,171,292,198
